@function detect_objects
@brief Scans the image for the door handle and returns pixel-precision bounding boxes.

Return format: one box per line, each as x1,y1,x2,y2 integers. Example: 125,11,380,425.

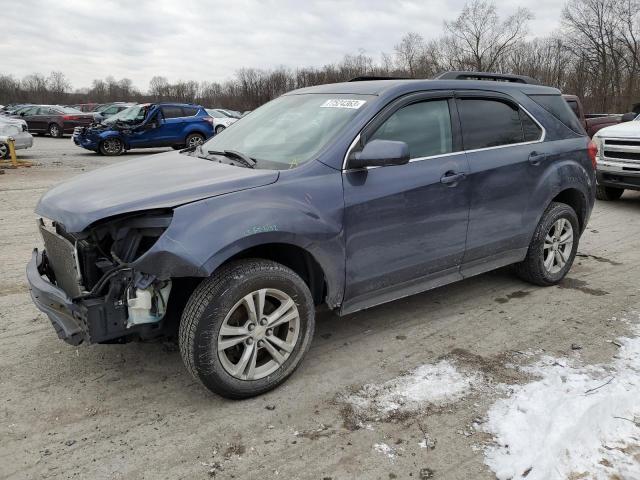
528,151,546,165
440,171,466,186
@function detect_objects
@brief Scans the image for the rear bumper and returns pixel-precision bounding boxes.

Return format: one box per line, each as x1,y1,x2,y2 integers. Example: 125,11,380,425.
13,131,33,150
26,249,85,345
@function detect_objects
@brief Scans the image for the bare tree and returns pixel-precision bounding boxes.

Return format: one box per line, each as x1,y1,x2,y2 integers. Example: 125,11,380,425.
443,0,532,71
394,32,425,76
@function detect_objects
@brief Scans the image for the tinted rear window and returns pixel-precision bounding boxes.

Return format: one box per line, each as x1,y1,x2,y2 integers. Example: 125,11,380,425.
458,99,524,150
161,106,183,118
528,94,585,134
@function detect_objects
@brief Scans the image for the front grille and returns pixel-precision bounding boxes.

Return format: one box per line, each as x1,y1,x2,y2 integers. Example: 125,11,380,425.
603,150,640,161
601,138,640,166
39,222,83,297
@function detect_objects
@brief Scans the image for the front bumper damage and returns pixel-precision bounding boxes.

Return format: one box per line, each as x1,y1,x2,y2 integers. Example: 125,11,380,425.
27,216,174,345
26,249,160,345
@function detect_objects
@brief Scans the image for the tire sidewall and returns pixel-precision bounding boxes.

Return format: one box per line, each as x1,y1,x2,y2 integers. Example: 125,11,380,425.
188,263,315,397
532,204,580,283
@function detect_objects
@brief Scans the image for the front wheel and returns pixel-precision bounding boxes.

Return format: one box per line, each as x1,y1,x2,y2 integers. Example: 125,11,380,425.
179,259,315,399
515,202,580,286
0,143,9,159
215,125,225,135
99,138,124,156
596,185,624,201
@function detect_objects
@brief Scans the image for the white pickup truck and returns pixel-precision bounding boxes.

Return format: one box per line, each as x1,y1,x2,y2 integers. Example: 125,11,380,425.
593,118,640,200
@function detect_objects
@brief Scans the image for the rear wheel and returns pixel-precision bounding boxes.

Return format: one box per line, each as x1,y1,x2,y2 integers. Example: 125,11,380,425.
99,138,124,156
215,125,225,135
48,123,62,138
0,143,9,159
515,202,579,286
596,185,624,201
185,133,205,148
179,259,315,399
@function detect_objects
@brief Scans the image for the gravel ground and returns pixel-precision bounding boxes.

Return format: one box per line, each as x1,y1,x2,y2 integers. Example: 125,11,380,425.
1,137,639,479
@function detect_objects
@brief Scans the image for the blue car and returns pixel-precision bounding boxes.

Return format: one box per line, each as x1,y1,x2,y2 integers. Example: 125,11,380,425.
72,103,214,156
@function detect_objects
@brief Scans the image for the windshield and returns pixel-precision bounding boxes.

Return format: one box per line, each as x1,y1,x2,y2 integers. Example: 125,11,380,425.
103,104,149,124
202,94,372,169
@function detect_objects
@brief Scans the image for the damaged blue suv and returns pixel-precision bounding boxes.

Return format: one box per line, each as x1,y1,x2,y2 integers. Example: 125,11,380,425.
72,103,214,155
28,72,596,398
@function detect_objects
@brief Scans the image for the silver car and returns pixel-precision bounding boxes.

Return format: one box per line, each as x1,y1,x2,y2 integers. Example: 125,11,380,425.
0,117,33,159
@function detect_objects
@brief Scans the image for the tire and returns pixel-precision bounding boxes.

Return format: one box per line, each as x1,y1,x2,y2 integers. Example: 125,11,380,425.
515,202,580,286
596,185,624,201
215,125,225,135
0,143,8,159
99,138,124,156
179,259,315,399
185,133,205,148
48,123,62,138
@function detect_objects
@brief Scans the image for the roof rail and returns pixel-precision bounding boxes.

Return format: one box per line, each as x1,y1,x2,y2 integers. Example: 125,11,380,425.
348,76,411,82
434,71,540,85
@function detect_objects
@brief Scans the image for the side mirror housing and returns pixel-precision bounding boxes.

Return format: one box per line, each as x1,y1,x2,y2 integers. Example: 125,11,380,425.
347,139,410,170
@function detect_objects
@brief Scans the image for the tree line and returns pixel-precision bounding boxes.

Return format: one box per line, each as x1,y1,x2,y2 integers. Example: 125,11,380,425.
1,0,639,114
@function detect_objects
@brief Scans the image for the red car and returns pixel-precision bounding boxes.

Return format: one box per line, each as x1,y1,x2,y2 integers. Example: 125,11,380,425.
13,105,97,137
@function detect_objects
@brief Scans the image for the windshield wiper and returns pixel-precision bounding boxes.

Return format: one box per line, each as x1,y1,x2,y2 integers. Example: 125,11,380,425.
206,149,257,169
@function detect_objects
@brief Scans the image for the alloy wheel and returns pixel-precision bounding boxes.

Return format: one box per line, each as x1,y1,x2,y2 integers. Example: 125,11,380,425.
49,124,60,137
103,138,122,154
543,218,574,274
217,288,300,381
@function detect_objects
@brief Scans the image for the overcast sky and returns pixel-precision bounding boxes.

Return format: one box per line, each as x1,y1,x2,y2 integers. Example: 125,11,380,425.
2,0,564,90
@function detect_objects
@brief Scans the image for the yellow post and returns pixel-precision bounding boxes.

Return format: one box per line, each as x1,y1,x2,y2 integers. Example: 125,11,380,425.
7,137,17,167
0,136,32,168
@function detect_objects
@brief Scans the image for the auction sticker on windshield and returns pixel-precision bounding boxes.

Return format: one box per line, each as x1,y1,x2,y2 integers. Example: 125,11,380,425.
320,99,367,109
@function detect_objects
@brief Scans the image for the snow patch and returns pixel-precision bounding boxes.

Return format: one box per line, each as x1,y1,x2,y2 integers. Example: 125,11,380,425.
484,323,640,480
373,442,396,459
344,360,480,422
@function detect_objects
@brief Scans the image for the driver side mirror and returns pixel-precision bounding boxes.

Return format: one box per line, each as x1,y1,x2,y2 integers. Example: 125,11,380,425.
347,139,410,170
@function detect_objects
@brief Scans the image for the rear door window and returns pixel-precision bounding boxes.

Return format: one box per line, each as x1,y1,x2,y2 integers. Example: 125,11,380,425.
161,106,184,119
457,99,525,150
368,99,453,159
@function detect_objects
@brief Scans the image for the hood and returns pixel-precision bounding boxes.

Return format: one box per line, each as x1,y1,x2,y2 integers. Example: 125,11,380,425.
36,150,279,232
594,120,640,138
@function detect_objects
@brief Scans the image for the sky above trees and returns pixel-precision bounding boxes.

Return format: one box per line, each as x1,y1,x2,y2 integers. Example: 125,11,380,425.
2,0,563,89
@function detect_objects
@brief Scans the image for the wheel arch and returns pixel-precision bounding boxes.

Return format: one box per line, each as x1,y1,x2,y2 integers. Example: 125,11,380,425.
550,187,588,232
221,242,328,306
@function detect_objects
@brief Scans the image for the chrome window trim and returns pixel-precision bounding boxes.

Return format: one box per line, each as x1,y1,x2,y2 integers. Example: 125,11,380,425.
342,103,546,172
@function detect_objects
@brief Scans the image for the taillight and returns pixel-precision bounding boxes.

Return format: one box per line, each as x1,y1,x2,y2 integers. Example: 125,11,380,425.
203,117,214,124
587,140,598,169
63,115,81,121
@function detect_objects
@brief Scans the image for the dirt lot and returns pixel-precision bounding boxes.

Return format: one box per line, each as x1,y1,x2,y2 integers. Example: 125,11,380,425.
1,137,639,480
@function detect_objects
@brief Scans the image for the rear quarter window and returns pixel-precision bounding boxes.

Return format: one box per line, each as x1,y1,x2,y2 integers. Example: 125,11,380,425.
528,94,586,135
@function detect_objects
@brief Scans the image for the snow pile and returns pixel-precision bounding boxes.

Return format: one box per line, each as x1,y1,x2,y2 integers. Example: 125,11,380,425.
344,360,480,422
484,325,640,480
